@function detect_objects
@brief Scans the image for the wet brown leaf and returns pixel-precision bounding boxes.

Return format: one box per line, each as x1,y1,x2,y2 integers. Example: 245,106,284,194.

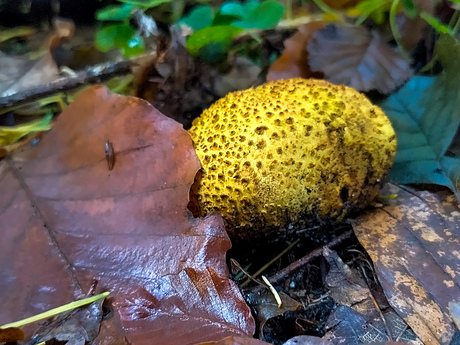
197,336,271,345
266,21,326,82
0,86,255,344
308,24,412,94
354,183,460,345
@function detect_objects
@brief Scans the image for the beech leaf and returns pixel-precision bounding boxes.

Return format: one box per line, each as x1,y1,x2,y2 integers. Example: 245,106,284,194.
354,183,460,345
380,34,460,200
0,86,255,345
266,21,326,82
307,24,412,94
0,52,58,97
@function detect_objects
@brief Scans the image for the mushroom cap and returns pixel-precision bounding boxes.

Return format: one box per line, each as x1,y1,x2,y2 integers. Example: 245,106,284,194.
188,78,396,234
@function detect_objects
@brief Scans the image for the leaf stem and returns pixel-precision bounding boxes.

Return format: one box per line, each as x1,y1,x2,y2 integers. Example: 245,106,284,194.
389,0,407,57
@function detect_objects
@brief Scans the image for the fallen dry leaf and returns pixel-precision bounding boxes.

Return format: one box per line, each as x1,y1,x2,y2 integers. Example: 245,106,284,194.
322,247,374,316
354,183,460,345
0,86,255,345
0,18,74,97
0,52,58,97
398,0,436,51
246,290,302,338
324,306,422,345
322,248,420,343
266,21,326,82
308,24,412,94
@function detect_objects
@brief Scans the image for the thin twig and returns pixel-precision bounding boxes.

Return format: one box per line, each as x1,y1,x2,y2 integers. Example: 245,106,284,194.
0,61,133,108
360,265,393,341
241,238,300,288
248,229,353,294
230,259,263,286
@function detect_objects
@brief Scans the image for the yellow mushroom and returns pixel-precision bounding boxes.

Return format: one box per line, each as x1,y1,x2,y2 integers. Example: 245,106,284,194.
188,78,396,236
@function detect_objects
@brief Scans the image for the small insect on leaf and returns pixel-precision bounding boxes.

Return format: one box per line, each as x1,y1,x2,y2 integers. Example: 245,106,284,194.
105,140,115,170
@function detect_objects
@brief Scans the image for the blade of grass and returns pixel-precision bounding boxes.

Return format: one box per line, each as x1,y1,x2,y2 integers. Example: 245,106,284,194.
0,292,110,329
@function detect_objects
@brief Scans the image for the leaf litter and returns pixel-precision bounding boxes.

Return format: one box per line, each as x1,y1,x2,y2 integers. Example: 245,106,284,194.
2,3,460,345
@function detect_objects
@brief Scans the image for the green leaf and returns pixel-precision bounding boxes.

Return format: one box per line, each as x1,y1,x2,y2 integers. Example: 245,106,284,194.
213,2,244,26
401,0,417,18
231,0,284,29
95,4,134,21
117,0,173,8
196,41,231,63
379,34,460,199
180,5,213,31
354,0,391,25
95,24,145,57
420,12,452,34
218,1,245,17
186,25,242,57
242,0,261,14
187,25,242,62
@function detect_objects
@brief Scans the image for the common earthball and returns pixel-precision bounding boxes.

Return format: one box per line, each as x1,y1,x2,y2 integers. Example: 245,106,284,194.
188,78,396,236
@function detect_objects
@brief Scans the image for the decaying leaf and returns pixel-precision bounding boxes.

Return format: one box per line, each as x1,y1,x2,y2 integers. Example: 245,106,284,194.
30,297,105,345
197,336,271,345
380,34,460,200
354,183,460,345
0,86,255,345
0,327,24,342
307,24,412,94
266,21,326,82
322,248,420,343
214,57,263,97
323,247,374,315
282,335,331,345
0,52,58,97
324,305,423,345
0,18,74,97
246,290,302,337
397,0,435,51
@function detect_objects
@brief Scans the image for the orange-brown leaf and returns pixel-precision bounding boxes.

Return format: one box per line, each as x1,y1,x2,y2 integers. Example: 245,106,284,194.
266,21,326,82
